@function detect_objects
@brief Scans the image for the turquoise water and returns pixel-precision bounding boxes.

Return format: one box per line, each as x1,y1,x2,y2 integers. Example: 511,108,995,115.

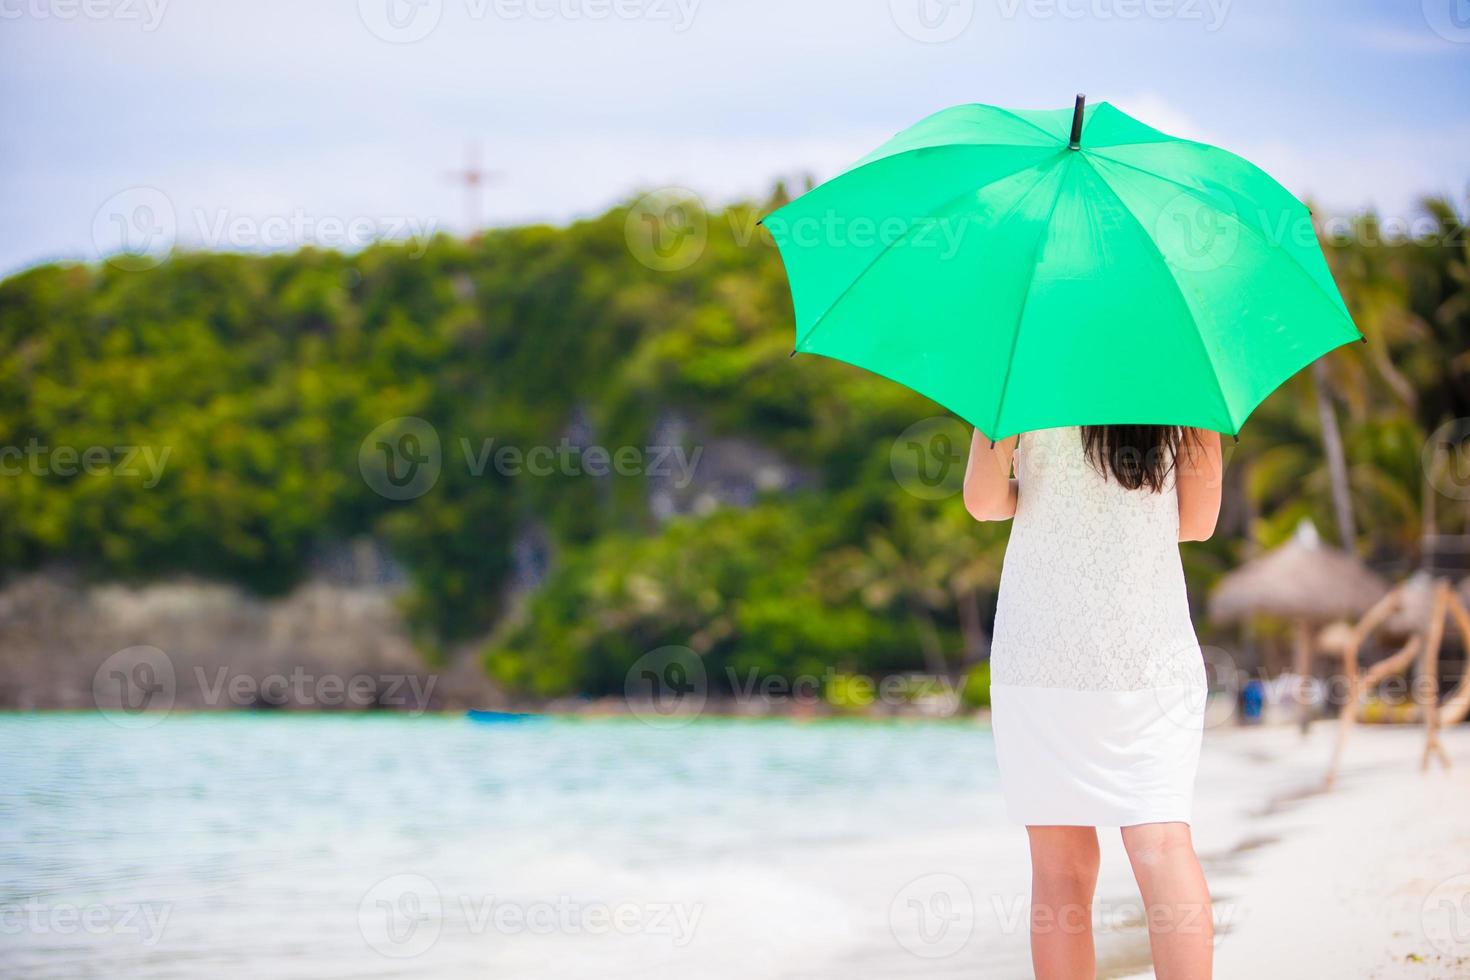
0,713,1003,978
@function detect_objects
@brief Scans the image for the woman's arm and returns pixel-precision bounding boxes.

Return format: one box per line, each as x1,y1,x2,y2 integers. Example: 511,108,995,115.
1176,429,1223,542
963,430,1019,521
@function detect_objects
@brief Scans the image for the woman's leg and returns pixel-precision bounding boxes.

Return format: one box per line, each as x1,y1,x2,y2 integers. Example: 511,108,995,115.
1120,822,1213,979
1026,825,1100,980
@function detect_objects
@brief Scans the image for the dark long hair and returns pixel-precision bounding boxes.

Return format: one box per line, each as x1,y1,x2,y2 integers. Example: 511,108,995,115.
1081,425,1186,493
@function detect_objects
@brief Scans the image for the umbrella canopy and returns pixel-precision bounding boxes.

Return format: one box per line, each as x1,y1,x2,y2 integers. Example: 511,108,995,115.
1210,521,1389,625
765,97,1362,438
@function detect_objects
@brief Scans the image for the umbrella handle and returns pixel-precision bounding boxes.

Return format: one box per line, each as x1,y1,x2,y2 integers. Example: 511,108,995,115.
1068,94,1086,150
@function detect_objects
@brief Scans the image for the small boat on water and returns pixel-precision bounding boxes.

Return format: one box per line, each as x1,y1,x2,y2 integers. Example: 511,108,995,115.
466,709,538,724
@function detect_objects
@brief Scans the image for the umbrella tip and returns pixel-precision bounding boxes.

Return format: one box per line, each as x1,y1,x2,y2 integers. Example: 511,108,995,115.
788,349,798,358
1069,94,1086,150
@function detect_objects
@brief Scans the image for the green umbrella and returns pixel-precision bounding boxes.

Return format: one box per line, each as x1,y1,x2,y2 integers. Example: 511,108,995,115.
764,96,1361,439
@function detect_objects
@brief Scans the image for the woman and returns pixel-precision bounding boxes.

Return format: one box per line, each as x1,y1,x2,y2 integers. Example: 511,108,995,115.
964,424,1223,980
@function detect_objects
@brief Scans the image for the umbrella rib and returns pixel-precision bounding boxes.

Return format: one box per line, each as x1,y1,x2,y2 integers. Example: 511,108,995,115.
988,158,1074,439
1083,157,1237,430
1087,149,1359,334
794,154,1061,353
804,140,1064,213
982,104,1068,146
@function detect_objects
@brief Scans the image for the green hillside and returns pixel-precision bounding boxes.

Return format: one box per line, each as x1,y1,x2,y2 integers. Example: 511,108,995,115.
0,190,1465,698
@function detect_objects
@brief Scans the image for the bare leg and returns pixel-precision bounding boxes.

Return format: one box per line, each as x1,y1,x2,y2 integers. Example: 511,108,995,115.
1120,822,1213,979
1026,825,1100,980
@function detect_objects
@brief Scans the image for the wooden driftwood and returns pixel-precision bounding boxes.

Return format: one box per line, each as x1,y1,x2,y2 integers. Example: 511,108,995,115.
1325,575,1462,787
1293,618,1315,734
1439,593,1470,727
1326,583,1407,788
1419,580,1452,772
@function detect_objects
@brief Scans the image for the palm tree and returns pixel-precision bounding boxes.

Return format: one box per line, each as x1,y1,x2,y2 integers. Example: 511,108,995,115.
1312,357,1358,548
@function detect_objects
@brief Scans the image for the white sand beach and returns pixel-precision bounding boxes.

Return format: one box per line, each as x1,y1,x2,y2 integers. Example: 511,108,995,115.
1199,723,1470,980
771,721,1470,980
1023,721,1470,980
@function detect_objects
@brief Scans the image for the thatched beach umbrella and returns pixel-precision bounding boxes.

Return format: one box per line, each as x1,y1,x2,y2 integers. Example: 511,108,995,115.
1211,520,1390,728
1211,521,1389,626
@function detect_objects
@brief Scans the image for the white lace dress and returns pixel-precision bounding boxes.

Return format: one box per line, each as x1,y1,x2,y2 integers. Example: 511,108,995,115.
989,426,1206,826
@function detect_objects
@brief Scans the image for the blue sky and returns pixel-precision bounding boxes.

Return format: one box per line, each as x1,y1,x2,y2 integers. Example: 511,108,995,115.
1,0,1466,273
